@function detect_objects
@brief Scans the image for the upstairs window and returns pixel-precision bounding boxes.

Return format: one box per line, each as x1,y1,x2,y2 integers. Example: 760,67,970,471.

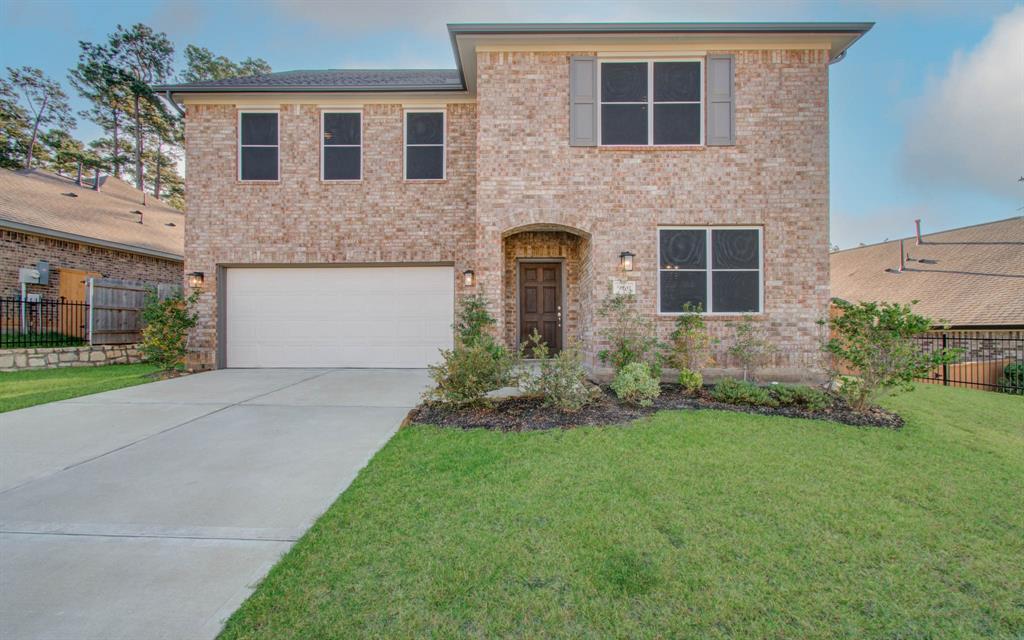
600,60,702,146
658,227,762,314
238,111,279,181
322,112,361,181
405,111,445,180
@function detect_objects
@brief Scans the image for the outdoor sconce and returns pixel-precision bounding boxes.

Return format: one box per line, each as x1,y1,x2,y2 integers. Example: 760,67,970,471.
188,272,205,288
463,269,475,286
619,251,635,272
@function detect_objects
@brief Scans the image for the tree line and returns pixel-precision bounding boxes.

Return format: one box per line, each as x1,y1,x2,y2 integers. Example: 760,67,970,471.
0,23,271,210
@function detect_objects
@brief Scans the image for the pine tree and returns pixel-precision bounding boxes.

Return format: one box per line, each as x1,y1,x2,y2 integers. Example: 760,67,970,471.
6,66,75,169
181,45,271,82
69,41,132,178
0,76,30,168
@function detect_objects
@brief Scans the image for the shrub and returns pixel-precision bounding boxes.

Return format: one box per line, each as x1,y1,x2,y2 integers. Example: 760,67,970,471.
425,338,518,407
521,332,594,412
611,362,661,407
726,315,777,381
677,368,703,393
597,294,663,377
822,299,962,411
666,303,716,372
711,378,778,407
140,289,199,372
998,362,1024,395
771,384,831,411
425,294,519,407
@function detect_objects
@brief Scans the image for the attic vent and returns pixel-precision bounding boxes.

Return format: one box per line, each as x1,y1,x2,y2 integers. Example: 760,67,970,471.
61,192,78,198
131,210,144,224
165,222,176,227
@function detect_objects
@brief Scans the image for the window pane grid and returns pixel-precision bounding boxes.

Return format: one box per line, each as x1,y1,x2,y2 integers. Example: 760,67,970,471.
658,228,761,314
600,60,702,146
239,112,278,181
405,111,445,180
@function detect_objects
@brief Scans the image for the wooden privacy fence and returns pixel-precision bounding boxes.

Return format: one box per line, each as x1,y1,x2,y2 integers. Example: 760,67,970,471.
88,278,181,345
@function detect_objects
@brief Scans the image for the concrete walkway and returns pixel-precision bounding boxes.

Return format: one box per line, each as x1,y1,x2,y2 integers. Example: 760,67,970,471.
0,368,430,640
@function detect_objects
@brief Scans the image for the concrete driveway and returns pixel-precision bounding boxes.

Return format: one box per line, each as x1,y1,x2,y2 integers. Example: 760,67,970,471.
0,368,430,640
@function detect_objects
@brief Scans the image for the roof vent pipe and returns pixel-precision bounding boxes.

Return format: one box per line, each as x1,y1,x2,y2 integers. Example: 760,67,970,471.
898,239,905,272
915,219,922,245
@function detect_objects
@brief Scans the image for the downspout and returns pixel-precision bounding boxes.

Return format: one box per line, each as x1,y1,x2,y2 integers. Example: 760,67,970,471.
828,50,848,65
163,90,186,118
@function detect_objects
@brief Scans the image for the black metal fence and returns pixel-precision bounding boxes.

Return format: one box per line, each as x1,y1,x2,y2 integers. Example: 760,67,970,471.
0,297,90,349
913,332,1024,393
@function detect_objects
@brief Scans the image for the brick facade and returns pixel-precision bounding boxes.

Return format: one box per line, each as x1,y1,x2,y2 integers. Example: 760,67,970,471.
183,48,832,380
1,229,182,299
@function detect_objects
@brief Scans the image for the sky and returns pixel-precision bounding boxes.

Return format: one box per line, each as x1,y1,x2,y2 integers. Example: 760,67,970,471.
1,0,1021,248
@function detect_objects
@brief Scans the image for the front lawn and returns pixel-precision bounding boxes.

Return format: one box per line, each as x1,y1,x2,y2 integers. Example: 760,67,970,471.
220,385,1024,639
0,363,159,413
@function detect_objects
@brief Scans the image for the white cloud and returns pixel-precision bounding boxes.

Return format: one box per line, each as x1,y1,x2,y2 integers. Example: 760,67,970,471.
901,6,1024,199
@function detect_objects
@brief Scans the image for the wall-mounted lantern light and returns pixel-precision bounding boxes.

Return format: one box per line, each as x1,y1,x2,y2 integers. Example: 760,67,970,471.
188,272,205,288
463,269,475,287
619,251,635,272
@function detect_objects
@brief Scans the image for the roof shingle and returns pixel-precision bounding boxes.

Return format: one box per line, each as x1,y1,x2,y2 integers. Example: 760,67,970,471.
830,217,1024,327
0,169,184,260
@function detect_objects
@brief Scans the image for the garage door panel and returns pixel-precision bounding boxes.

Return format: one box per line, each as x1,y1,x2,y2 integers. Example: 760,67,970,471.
226,267,454,368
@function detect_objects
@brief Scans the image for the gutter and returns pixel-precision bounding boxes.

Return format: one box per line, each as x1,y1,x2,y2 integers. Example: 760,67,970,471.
0,218,184,262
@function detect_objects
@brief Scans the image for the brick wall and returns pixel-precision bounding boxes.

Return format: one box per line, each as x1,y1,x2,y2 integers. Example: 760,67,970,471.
184,102,478,367
1,230,182,299
474,50,831,380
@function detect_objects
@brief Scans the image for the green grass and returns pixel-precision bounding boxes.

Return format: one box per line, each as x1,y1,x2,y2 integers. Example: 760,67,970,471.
0,363,159,412
219,386,1024,640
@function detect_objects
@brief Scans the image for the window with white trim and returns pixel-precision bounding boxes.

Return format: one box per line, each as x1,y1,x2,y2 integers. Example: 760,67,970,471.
405,111,445,180
600,60,702,146
658,227,762,314
238,111,278,181
322,111,361,181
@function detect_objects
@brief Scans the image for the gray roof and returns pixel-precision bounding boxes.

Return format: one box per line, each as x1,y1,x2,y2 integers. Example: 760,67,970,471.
157,69,463,93
157,22,873,94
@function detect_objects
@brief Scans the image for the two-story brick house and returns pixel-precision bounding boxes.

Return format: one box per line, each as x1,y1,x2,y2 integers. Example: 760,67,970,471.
158,22,871,378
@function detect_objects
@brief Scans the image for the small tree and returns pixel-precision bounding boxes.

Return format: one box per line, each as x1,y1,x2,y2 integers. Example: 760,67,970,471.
140,289,199,372
666,302,717,366
6,66,75,169
822,299,961,410
455,293,496,345
597,293,662,377
726,315,776,381
521,331,594,412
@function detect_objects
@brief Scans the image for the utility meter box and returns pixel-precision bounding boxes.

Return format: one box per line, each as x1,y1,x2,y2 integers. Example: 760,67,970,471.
36,260,49,285
18,267,40,284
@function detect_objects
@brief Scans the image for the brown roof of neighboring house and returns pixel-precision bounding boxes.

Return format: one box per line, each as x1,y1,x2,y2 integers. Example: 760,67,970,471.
0,169,184,261
830,217,1024,328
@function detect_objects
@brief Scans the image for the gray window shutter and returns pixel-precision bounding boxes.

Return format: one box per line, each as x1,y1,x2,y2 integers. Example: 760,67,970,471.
569,56,598,147
706,54,735,146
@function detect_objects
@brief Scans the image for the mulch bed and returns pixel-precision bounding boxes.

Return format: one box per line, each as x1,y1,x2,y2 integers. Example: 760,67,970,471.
410,385,904,431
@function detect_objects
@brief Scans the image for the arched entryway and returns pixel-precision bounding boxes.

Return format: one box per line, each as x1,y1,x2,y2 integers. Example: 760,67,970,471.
501,224,592,354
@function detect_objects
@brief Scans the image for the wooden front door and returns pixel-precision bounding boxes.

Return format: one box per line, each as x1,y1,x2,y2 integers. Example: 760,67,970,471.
519,262,562,354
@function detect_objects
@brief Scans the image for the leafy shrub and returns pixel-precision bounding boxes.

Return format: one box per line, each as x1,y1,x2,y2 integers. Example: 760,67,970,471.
611,362,661,407
425,339,518,407
666,303,716,371
771,384,831,411
677,368,703,393
425,295,519,407
726,315,776,381
711,378,778,407
521,332,595,412
597,294,663,377
141,289,199,372
998,362,1024,395
822,299,962,410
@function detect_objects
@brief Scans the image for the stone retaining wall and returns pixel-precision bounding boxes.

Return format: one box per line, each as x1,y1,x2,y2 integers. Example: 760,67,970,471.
0,344,144,371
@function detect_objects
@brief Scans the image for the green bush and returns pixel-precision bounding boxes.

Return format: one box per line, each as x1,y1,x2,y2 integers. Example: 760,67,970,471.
666,303,716,372
998,362,1024,395
425,295,518,407
711,378,778,407
597,294,663,377
677,368,703,393
425,339,517,407
822,299,962,410
611,362,661,407
726,315,776,381
521,333,595,412
140,289,199,372
771,384,831,411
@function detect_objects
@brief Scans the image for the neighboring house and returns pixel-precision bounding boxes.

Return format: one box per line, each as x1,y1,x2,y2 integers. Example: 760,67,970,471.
157,22,872,378
0,169,184,304
831,217,1024,331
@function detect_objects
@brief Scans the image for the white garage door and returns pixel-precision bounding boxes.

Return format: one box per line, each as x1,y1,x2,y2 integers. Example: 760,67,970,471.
225,266,454,368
